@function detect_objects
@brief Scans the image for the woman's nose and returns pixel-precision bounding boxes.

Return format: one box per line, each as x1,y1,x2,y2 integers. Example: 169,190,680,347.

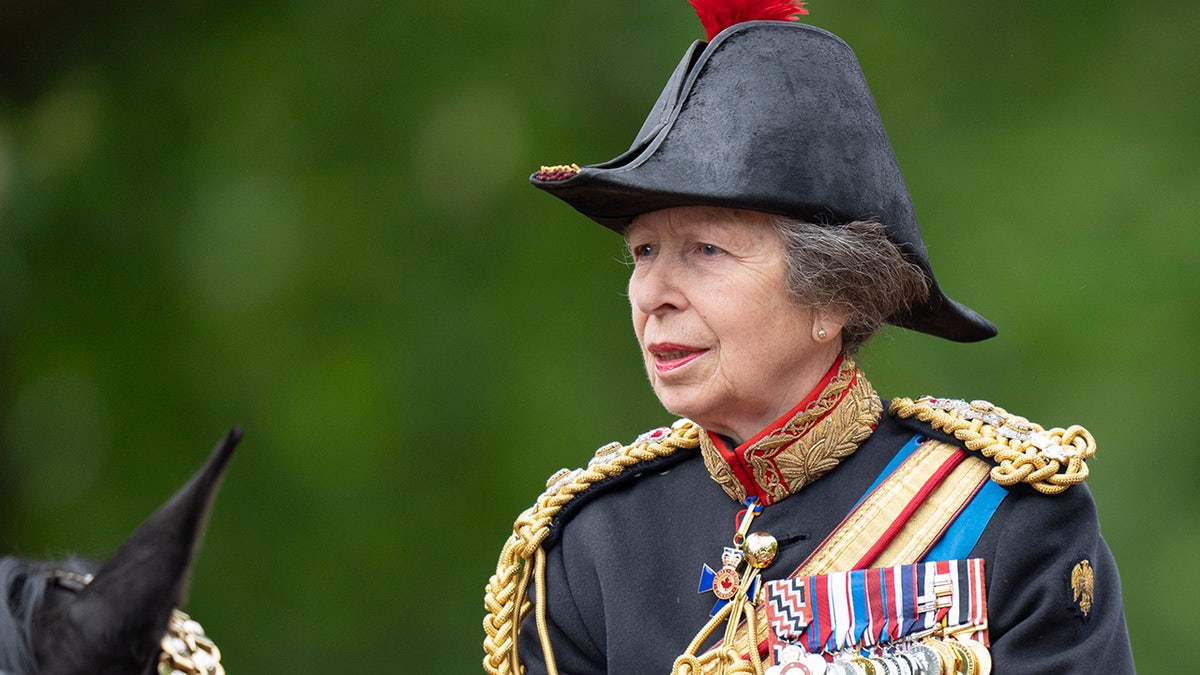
630,257,688,316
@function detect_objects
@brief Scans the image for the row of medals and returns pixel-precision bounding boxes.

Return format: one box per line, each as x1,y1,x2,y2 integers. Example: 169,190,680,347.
728,533,992,675
768,632,992,675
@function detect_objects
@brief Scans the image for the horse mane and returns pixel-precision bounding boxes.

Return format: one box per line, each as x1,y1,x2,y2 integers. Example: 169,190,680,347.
0,557,47,674
0,557,95,675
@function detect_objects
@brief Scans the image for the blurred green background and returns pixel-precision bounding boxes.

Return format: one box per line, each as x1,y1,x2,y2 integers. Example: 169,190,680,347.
1,0,1195,671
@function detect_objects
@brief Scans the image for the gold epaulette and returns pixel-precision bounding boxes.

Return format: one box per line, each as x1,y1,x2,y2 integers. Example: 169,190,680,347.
483,419,702,675
889,396,1096,495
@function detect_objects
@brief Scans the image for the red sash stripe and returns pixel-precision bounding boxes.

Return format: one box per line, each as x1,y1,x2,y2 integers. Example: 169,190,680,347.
852,449,968,570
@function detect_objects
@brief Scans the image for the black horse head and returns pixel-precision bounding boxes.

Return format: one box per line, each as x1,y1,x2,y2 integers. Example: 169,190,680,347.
0,428,240,675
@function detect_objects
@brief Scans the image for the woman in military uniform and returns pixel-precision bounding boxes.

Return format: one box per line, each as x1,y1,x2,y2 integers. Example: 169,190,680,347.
484,2,1135,673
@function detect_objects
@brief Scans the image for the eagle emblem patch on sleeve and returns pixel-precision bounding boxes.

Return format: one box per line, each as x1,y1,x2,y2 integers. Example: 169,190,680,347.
1071,559,1095,619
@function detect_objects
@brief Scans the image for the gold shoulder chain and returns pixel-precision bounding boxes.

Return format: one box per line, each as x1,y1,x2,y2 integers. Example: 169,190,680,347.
158,610,224,675
483,419,702,675
889,396,1095,495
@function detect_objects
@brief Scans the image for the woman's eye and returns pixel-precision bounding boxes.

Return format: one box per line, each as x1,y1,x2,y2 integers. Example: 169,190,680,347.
631,243,655,259
699,243,721,256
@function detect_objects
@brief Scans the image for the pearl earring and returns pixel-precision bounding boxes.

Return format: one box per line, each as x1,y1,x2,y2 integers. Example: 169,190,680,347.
817,328,828,340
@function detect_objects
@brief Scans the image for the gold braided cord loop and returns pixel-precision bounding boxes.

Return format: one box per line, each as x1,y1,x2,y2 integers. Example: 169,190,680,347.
670,602,764,675
889,396,1096,495
669,571,768,675
483,419,703,675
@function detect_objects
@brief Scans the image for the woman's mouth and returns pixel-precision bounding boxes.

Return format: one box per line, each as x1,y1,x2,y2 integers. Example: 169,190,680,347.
649,344,707,373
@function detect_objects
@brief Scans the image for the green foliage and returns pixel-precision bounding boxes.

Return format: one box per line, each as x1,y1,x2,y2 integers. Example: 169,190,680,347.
1,0,1195,670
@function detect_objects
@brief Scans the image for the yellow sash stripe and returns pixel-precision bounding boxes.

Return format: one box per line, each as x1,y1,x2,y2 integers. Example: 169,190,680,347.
796,440,966,575
874,451,992,567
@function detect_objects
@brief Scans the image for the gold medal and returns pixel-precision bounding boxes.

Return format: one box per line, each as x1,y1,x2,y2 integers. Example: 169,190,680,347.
851,657,877,675
844,660,870,675
956,638,991,675
922,638,958,674
907,644,942,675
947,641,976,675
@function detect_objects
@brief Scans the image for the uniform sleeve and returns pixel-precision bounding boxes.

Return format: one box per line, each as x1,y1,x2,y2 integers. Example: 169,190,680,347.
979,482,1135,673
517,525,608,675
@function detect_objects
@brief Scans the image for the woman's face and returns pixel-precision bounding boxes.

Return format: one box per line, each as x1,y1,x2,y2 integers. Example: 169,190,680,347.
626,206,843,443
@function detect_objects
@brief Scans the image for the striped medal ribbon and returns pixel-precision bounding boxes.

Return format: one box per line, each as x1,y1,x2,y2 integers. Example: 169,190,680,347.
763,558,989,659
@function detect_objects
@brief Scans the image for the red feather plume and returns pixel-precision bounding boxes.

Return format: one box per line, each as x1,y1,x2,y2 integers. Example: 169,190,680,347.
688,0,809,41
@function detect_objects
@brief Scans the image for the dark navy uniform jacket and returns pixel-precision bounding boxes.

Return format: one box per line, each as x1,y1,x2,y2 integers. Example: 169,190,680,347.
517,406,1135,674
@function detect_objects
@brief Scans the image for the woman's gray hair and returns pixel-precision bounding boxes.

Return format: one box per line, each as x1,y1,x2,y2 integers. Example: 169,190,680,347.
770,216,929,354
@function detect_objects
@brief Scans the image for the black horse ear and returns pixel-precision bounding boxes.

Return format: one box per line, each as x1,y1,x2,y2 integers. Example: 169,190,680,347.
34,428,241,675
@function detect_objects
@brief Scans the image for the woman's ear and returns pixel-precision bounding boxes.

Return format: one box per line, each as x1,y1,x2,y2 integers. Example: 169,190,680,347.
812,310,847,343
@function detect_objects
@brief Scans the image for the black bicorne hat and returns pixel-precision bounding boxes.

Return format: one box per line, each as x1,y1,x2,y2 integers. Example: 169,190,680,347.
531,18,997,342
